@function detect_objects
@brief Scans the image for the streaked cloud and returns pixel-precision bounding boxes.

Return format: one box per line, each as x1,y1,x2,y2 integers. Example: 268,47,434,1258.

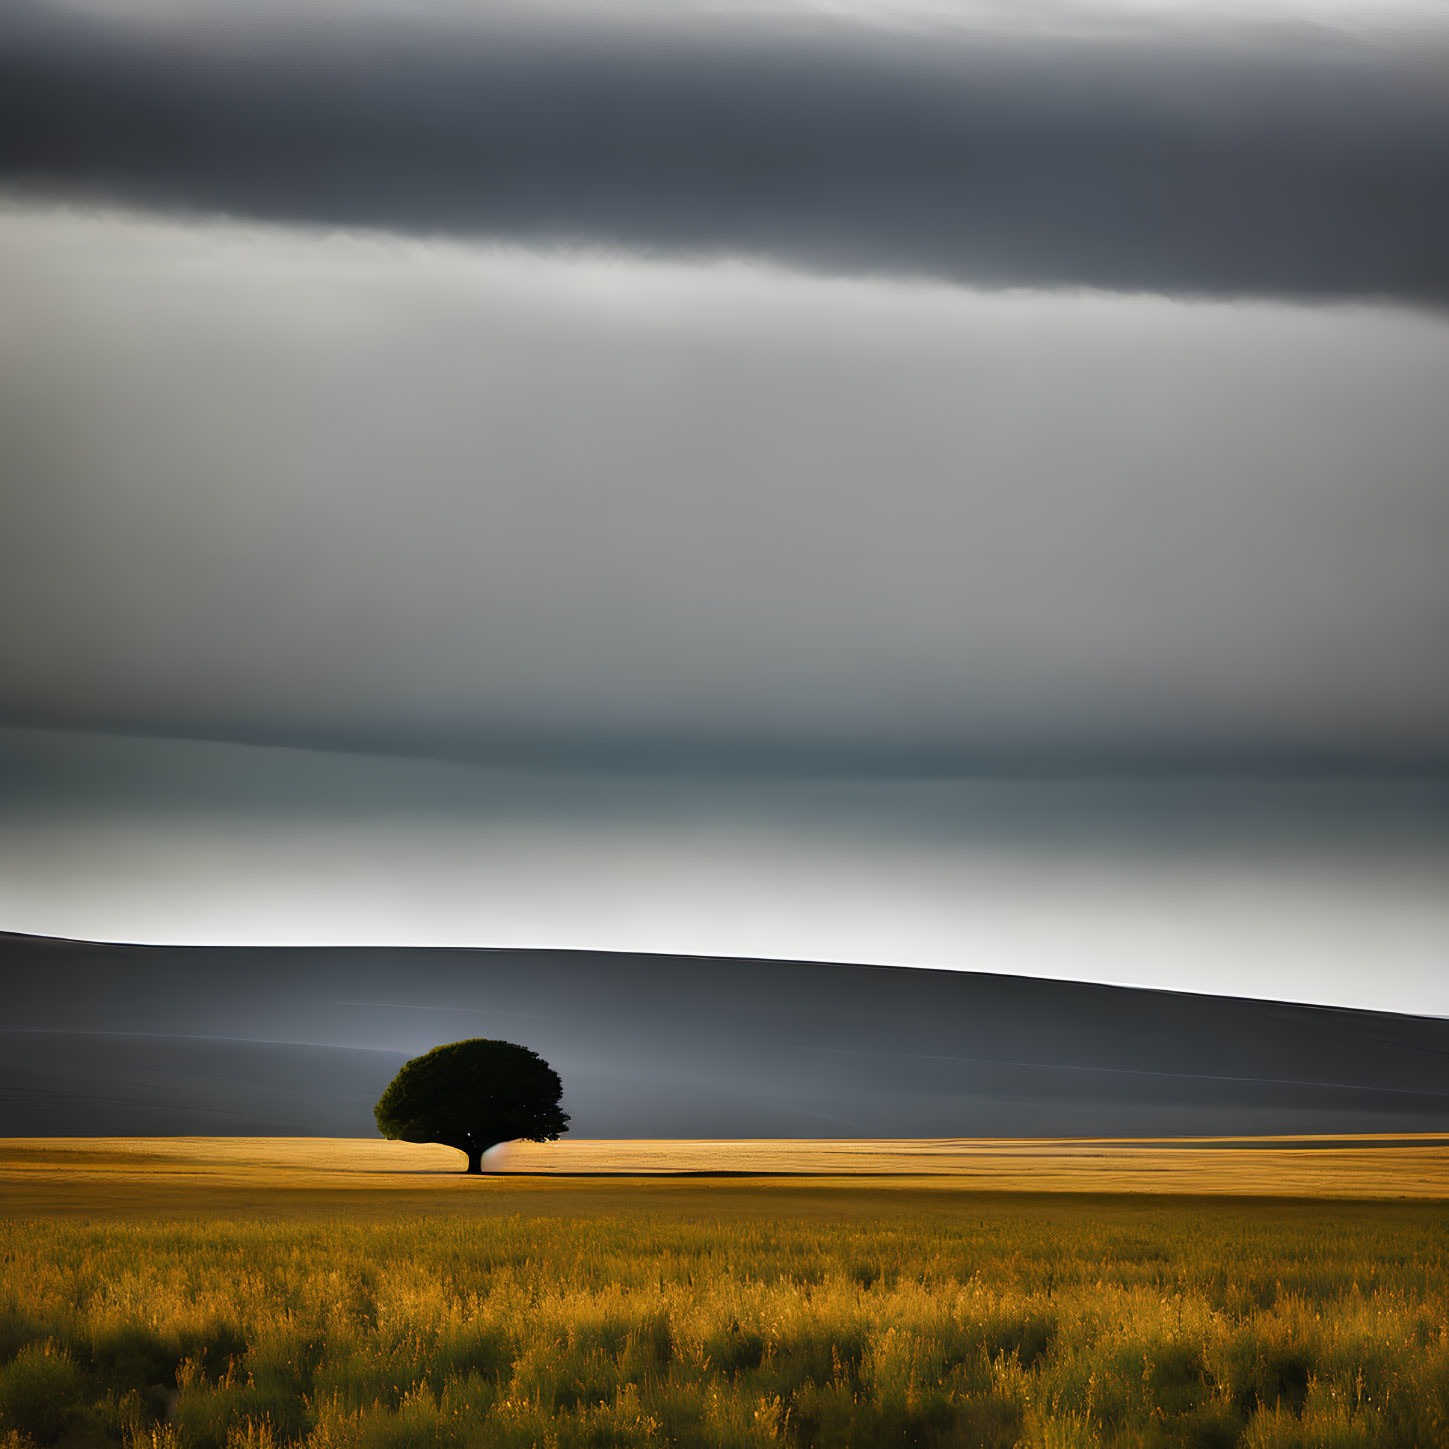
2,0,1446,300
3,204,1447,771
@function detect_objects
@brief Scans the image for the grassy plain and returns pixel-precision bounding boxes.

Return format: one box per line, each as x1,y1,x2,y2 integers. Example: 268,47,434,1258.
3,1136,1446,1216
1,1138,1446,1449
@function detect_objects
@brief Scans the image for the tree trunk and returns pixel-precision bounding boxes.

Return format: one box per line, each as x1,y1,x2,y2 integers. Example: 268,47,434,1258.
463,1141,497,1175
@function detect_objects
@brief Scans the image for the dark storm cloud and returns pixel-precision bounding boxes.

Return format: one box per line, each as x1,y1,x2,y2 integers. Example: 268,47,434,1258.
2,1,1448,301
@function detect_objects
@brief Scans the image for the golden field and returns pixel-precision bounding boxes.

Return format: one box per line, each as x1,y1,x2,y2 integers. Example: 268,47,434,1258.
2,1135,1447,1217
1,1137,1446,1448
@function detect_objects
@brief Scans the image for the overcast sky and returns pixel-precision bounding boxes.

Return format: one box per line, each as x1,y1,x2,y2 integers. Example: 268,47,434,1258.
4,0,1448,301
2,0,1446,1015
4,729,1448,1014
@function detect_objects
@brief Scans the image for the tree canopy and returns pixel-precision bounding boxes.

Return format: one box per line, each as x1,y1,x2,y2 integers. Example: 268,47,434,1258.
374,1038,569,1174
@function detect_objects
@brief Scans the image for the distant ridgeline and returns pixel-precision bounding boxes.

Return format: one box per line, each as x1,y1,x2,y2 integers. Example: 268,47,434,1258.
2,931,1446,1138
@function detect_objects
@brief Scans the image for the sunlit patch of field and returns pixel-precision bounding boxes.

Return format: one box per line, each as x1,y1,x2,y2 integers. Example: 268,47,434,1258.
491,1135,1449,1197
0,1136,1445,1219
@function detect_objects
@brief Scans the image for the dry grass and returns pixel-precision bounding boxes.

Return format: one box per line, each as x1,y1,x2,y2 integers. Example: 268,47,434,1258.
1,1135,1446,1212
1,1138,1446,1448
1,1194,1445,1449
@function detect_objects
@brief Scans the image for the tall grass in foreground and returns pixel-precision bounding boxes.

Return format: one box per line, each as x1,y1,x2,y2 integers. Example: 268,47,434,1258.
1,1199,1445,1448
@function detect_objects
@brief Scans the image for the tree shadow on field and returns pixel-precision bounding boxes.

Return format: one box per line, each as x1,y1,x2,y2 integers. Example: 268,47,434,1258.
392,1168,918,1179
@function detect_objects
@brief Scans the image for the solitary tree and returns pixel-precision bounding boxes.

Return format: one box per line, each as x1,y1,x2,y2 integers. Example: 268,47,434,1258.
375,1039,570,1174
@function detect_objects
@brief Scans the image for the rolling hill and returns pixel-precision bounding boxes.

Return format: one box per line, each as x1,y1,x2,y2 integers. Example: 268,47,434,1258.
2,931,1445,1137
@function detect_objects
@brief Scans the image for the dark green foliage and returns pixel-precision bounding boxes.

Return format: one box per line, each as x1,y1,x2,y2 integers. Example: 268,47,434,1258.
171,1378,313,1449
88,1324,176,1394
980,1306,1057,1370
1166,1403,1243,1449
0,1344,81,1443
707,1321,768,1375
1142,1340,1209,1416
180,1321,249,1383
373,1038,569,1173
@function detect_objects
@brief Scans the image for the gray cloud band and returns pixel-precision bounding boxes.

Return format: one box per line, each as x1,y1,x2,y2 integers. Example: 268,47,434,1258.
2,3,1447,302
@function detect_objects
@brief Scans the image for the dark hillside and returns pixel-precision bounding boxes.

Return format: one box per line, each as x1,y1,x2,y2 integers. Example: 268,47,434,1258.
3,932,1445,1137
